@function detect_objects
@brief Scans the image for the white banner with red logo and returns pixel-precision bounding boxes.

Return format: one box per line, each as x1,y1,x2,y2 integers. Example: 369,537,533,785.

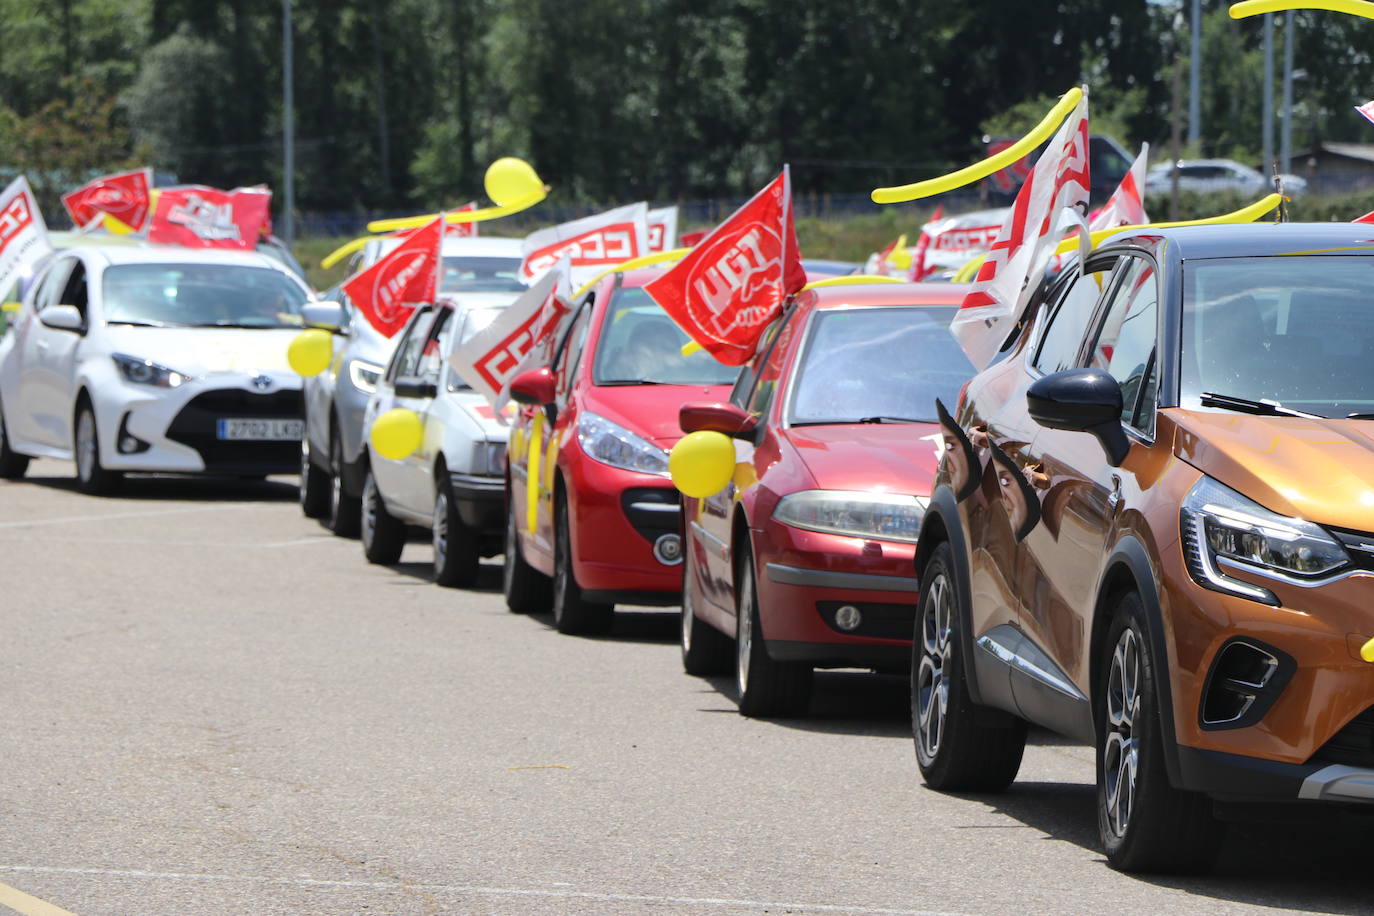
450,257,573,410
954,91,1090,369
908,208,1010,280
62,168,153,232
342,214,444,337
1090,143,1149,232
0,177,53,302
647,205,679,253
1358,100,1374,127
519,202,649,286
147,185,273,250
644,168,805,366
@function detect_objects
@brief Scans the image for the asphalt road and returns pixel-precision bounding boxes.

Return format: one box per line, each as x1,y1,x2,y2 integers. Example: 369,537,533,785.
2,458,1373,916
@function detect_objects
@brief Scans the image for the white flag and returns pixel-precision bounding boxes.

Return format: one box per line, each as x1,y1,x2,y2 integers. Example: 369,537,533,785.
0,177,53,302
647,205,679,253
519,202,650,287
1090,143,1149,232
953,91,1090,369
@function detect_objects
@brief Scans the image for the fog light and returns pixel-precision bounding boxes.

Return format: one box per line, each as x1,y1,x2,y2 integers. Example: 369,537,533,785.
116,413,150,454
835,605,862,631
653,533,683,566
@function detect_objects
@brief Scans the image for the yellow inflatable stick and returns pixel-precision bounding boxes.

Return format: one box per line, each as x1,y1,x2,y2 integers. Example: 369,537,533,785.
1231,0,1374,19
572,247,692,301
321,236,372,270
872,88,1085,204
367,157,547,233
370,408,424,460
801,275,905,291
287,328,334,377
526,411,544,534
887,235,913,271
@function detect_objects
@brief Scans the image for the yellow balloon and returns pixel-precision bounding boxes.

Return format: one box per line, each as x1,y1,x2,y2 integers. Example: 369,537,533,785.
371,408,424,461
872,87,1085,204
485,157,545,208
1362,635,1374,663
287,328,333,377
1231,0,1374,19
669,431,737,499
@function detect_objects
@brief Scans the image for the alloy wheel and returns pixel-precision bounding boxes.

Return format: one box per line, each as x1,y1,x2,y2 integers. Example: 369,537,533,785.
735,567,754,697
680,572,696,656
361,476,378,551
503,508,518,596
76,409,97,484
329,438,344,525
433,490,449,571
1103,628,1142,840
915,572,953,764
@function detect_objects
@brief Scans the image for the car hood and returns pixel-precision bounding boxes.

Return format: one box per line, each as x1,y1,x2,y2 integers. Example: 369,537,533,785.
782,422,942,496
448,390,512,442
584,383,734,449
1171,408,1374,530
103,326,302,379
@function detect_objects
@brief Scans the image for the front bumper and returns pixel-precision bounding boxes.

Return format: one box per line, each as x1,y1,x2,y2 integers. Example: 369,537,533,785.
449,471,505,534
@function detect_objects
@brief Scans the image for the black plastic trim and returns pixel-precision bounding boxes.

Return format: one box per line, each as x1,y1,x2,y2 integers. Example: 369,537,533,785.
1198,637,1296,731
767,639,910,668
580,588,680,607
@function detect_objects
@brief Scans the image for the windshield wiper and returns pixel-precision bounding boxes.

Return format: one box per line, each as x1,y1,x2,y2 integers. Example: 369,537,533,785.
599,378,667,386
107,319,179,328
794,416,935,427
1199,392,1322,419
192,321,280,329
857,415,932,424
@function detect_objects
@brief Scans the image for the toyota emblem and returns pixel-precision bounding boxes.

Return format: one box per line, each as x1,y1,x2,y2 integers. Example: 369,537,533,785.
251,374,273,392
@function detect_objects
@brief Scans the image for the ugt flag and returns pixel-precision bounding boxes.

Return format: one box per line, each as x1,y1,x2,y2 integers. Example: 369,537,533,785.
342,214,444,337
519,202,650,286
62,168,152,232
954,91,1090,369
1090,143,1149,232
644,168,805,366
0,177,53,301
147,185,273,250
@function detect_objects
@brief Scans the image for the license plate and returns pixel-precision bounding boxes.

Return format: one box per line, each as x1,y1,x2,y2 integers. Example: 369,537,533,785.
215,418,303,441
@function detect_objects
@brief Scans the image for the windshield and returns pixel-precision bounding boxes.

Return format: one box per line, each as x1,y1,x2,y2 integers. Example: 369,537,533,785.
102,263,308,328
788,306,974,425
440,256,524,293
593,286,740,386
1182,256,1374,418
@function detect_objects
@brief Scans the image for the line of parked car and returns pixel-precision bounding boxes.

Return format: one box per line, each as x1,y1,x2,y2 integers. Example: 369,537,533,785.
5,221,1374,878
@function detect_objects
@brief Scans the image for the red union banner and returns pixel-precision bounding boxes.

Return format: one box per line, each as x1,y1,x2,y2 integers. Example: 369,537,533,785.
519,203,649,285
342,214,443,337
147,185,272,250
62,168,152,231
647,205,679,253
0,176,53,300
447,201,478,238
644,169,805,366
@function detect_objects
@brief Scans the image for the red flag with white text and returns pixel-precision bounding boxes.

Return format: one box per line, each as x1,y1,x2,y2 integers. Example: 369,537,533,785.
62,168,152,231
147,185,272,250
342,214,443,337
643,169,805,366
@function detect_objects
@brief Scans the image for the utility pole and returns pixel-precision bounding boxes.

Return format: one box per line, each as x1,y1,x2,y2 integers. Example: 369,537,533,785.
1189,0,1201,147
282,0,295,247
1172,54,1183,221
1263,13,1274,173
1281,10,1295,175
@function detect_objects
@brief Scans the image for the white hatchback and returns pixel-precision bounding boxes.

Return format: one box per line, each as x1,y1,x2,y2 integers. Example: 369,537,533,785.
0,245,314,492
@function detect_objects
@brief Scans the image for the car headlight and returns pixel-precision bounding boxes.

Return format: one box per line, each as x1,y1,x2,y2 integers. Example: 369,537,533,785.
348,359,383,394
577,411,668,475
1181,476,1349,605
112,353,191,388
773,490,927,543
470,439,506,477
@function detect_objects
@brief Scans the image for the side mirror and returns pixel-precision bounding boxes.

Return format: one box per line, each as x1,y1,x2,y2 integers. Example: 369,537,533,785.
679,401,757,439
39,305,84,333
1027,368,1130,466
509,367,556,407
394,376,438,400
301,301,346,332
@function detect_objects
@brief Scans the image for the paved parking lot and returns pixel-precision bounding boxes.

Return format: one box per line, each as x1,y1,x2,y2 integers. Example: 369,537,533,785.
2,458,1373,915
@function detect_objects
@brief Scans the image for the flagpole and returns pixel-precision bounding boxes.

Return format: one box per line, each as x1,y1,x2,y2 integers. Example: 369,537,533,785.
282,0,295,247
782,163,792,294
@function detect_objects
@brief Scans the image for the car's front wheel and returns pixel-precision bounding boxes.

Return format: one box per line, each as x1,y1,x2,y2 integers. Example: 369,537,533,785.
325,429,361,538
73,402,121,495
433,479,479,587
681,541,731,676
913,542,1026,791
551,493,613,635
1096,592,1224,873
0,401,29,480
734,540,811,717
503,496,551,613
299,438,331,518
360,469,405,565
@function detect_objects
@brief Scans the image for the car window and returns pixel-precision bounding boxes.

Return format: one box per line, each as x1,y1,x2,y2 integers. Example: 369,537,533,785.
1090,256,1159,433
102,263,307,328
389,309,433,381
417,308,453,384
731,307,797,409
32,259,75,312
556,306,593,402
1033,262,1116,374
593,285,739,386
57,261,90,319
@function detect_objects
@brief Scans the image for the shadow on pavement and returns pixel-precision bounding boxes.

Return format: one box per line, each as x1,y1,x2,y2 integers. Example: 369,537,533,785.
385,559,503,593
526,607,679,644
15,468,298,503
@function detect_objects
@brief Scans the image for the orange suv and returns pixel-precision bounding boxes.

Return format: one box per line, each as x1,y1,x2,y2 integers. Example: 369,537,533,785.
917,223,1374,873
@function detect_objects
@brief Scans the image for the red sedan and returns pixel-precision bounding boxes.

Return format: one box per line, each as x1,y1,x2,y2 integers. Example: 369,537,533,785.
675,282,975,716
504,268,738,634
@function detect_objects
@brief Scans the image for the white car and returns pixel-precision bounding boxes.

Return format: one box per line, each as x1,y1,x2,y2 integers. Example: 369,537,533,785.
358,298,513,586
1144,158,1308,196
0,245,313,492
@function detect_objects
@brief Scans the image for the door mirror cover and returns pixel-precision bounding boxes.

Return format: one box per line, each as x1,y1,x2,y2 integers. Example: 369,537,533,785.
393,376,438,400
301,301,347,332
509,367,556,407
679,401,757,439
1027,369,1129,466
39,305,84,332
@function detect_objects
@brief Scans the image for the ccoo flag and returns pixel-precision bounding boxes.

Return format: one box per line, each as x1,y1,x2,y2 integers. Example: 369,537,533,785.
342,213,444,337
519,203,650,286
0,176,53,301
1090,143,1149,231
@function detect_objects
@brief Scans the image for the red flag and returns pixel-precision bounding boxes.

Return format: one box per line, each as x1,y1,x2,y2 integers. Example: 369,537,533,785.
1354,209,1374,224
644,169,805,366
342,214,444,337
147,185,272,250
1357,101,1374,126
447,201,478,238
678,230,706,248
62,169,152,231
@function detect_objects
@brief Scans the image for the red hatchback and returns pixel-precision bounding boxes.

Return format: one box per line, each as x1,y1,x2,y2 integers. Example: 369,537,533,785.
504,269,738,633
674,282,975,716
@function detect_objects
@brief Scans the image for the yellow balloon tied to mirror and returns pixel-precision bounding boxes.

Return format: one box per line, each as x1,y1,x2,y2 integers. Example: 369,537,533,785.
1231,0,1374,19
287,328,333,377
669,431,736,499
371,408,424,461
485,157,546,208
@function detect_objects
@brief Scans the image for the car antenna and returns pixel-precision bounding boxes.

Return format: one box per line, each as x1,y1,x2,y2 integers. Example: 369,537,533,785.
1272,163,1289,223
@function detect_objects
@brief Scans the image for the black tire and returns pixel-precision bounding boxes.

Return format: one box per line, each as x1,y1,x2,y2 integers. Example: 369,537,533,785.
433,477,480,587
325,429,361,538
0,400,29,479
734,539,812,717
681,541,732,676
361,468,405,565
551,492,613,635
1097,592,1225,873
299,438,331,518
913,542,1026,791
503,494,551,613
73,401,122,495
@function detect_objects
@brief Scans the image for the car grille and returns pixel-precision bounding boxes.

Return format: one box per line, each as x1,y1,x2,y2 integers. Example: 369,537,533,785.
620,487,680,544
166,388,302,473
1311,706,1374,768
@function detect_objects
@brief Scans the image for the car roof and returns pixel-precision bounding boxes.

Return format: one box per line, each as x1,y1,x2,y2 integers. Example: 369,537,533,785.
61,243,295,270
807,281,970,310
1103,222,1374,260
377,235,524,258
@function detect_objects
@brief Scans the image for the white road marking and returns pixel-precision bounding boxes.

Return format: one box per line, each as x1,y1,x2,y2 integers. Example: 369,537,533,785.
0,535,334,549
0,866,973,916
0,504,256,530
